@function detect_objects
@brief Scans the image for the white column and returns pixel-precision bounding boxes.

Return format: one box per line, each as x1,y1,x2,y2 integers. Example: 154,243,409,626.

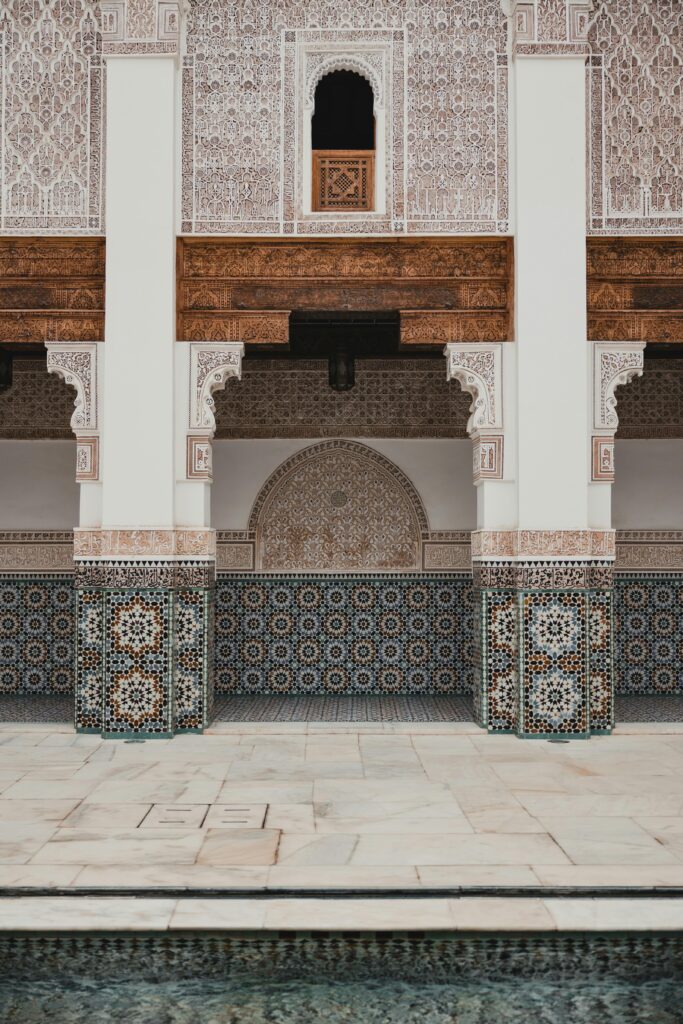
514,57,589,531
102,57,177,529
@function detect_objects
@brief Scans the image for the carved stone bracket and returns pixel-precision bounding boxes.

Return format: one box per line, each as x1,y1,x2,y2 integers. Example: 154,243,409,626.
46,343,98,431
446,342,504,482
591,341,645,482
187,343,243,480
445,343,503,433
46,343,101,484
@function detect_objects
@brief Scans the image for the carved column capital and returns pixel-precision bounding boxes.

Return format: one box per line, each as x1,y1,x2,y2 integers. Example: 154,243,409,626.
446,342,504,482
593,341,645,431
46,342,100,484
100,0,183,56
591,340,645,482
189,342,244,434
445,343,503,433
46,342,98,431
507,0,592,57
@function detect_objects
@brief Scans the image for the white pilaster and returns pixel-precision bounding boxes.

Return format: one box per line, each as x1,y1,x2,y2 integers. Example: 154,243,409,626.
514,56,589,531
102,56,177,529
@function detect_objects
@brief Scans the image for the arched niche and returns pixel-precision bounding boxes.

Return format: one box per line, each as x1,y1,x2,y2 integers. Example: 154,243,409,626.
249,440,428,572
303,53,386,216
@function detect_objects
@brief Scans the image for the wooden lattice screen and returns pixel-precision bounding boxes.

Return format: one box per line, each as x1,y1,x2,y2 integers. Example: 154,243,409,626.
312,150,375,212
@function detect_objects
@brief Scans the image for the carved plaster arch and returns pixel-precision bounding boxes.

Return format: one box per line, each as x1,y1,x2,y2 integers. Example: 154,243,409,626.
248,439,429,572
305,56,383,111
591,341,645,482
593,342,645,431
189,342,244,432
445,343,502,434
46,343,98,431
45,343,99,483
445,343,504,482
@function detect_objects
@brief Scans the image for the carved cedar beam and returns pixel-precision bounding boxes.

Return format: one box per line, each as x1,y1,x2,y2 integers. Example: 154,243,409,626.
588,238,683,343
181,279,510,313
177,237,513,280
178,311,291,344
400,310,511,345
0,312,104,344
0,239,105,346
176,238,514,349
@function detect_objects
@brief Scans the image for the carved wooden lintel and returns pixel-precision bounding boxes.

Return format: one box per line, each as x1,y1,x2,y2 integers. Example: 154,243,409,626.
177,237,514,349
0,239,105,346
400,310,511,345
179,311,291,345
588,238,683,343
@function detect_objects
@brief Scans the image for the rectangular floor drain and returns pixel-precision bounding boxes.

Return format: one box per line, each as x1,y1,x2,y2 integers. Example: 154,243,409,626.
204,804,267,829
139,804,267,829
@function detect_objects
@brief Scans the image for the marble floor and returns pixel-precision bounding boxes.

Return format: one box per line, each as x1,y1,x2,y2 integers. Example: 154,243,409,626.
1,721,683,892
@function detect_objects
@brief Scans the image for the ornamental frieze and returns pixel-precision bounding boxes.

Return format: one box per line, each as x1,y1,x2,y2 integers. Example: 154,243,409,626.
588,239,683,344
177,238,514,349
0,239,105,345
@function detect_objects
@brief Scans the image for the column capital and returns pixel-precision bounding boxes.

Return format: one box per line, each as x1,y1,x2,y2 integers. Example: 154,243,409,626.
506,0,592,58
100,0,186,57
46,342,98,431
591,340,645,482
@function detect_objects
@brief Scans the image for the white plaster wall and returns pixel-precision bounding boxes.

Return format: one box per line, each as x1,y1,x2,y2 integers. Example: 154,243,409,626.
613,441,683,529
211,439,476,531
0,441,78,528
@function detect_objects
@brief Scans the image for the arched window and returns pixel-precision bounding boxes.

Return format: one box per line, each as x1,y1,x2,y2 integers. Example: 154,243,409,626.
311,71,375,212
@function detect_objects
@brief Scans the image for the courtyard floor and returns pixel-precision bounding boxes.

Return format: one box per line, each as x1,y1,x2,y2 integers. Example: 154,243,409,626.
2,721,683,931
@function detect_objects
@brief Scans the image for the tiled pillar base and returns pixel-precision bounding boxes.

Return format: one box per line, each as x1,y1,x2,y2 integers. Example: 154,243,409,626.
473,562,614,738
75,561,214,737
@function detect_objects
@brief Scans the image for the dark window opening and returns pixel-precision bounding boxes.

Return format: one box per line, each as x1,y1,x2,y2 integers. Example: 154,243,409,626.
311,71,376,212
312,70,375,150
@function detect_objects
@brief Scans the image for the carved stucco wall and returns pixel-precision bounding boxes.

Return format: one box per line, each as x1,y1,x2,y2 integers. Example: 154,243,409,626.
0,0,104,233
250,441,428,572
214,359,471,439
182,0,509,235
2,355,682,441
0,2,681,236
588,1,683,234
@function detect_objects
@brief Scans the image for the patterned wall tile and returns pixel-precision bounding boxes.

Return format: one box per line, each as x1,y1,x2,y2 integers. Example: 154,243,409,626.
214,359,470,440
589,589,613,732
478,590,518,733
75,589,102,730
614,574,683,694
215,575,475,695
103,591,172,735
0,577,74,694
520,592,589,737
174,588,213,731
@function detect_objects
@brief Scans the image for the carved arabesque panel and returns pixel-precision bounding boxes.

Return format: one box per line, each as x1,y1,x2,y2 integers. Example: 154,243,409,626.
0,0,103,233
588,1,683,235
251,440,427,572
182,0,508,235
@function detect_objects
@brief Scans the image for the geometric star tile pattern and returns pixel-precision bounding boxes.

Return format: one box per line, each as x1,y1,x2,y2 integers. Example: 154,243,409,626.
215,575,476,695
